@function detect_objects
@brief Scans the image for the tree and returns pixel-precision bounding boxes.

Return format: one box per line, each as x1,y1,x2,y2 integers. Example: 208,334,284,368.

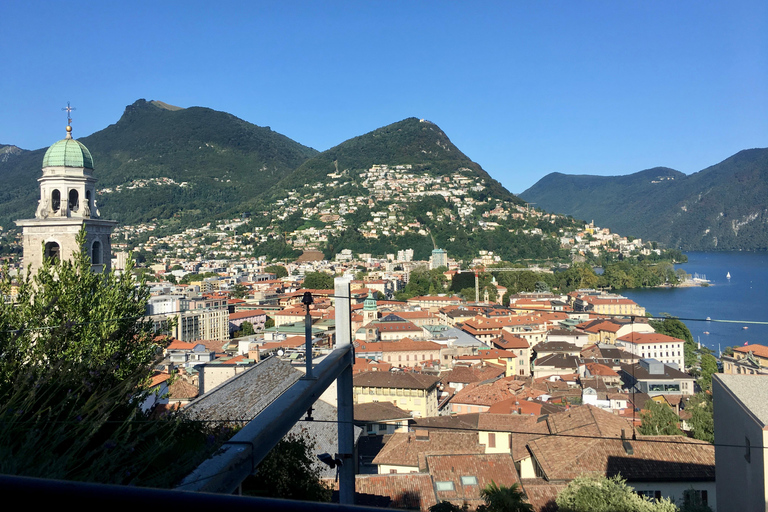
687,392,714,443
242,433,332,502
477,481,533,512
265,264,288,278
231,283,248,299
0,228,226,486
697,354,718,391
649,316,696,369
233,320,256,338
556,475,677,512
303,271,334,290
639,400,682,436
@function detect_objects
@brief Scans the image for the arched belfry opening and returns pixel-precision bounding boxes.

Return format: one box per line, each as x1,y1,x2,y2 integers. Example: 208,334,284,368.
51,190,61,213
69,190,79,212
44,241,60,263
91,241,102,265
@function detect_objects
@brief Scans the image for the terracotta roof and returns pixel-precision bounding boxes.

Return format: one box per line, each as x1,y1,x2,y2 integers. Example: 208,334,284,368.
546,404,635,439
616,332,685,345
373,430,483,467
149,373,172,388
229,310,266,320
166,340,198,351
353,358,392,374
519,478,567,512
734,344,768,358
450,376,523,407
354,371,440,390
492,331,530,349
441,365,506,386
458,349,517,361
354,402,412,422
425,453,522,507
350,474,437,511
167,378,199,401
584,362,620,377
528,434,714,482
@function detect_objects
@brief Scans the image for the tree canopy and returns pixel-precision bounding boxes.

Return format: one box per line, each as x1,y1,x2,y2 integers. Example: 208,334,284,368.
265,264,288,278
556,475,677,512
478,481,533,512
0,229,225,486
242,433,332,502
302,271,335,290
639,400,682,436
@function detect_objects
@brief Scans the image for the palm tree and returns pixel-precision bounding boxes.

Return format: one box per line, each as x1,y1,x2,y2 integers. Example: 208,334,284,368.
478,481,533,512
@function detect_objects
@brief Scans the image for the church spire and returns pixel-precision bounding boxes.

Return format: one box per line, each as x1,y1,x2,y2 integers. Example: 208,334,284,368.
62,101,75,139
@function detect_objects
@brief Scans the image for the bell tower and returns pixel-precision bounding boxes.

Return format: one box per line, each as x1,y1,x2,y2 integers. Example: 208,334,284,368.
15,107,117,275
362,291,378,324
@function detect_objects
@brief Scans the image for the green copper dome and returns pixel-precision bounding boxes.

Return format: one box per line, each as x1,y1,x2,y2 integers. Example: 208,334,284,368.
363,291,377,311
42,136,94,169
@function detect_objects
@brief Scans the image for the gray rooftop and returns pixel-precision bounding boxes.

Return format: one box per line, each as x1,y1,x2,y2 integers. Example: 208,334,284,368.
183,355,361,477
716,374,768,427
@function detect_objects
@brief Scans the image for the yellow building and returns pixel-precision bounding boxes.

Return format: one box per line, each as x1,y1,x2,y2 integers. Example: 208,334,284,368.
353,371,440,418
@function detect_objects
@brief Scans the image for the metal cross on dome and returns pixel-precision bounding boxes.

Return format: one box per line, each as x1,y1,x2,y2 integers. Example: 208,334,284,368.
62,101,76,126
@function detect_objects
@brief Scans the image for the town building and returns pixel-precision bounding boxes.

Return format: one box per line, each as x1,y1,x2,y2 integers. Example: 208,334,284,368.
353,371,440,418
616,332,685,369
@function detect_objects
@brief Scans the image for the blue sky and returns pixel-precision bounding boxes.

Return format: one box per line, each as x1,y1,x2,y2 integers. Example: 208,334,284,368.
2,1,766,192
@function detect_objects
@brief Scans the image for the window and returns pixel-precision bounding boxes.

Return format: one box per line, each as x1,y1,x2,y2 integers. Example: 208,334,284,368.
91,241,102,265
746,436,751,463
461,476,478,486
44,241,60,263
435,481,455,491
488,432,496,448
378,423,387,432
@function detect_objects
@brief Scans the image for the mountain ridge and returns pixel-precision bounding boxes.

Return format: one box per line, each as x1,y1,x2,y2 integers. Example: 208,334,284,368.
521,149,768,250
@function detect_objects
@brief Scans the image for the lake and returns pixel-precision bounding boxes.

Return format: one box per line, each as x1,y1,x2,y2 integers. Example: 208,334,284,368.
622,251,768,353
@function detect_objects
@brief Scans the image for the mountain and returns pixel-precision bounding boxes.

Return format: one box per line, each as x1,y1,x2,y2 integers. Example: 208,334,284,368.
520,149,768,250
276,117,519,203
257,118,560,262
1,103,573,263
0,99,318,228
